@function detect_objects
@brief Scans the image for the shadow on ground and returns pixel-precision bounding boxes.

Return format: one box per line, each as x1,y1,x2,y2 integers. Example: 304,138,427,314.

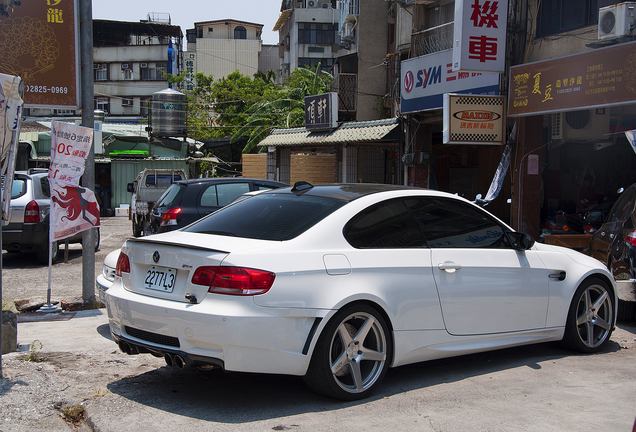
105,339,623,424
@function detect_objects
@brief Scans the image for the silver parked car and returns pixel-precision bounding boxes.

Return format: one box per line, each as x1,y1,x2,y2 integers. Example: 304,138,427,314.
2,169,99,264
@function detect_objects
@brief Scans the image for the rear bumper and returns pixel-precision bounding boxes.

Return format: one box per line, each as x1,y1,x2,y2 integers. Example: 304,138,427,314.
105,281,328,376
2,223,47,251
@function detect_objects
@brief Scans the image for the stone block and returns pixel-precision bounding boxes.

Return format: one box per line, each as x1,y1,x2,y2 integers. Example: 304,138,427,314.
2,310,18,354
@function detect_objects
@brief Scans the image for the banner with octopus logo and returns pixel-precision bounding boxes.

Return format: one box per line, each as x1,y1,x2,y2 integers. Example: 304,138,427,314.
49,121,100,241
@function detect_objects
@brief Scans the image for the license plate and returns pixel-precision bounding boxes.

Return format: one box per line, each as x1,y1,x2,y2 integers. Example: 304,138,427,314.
144,266,176,292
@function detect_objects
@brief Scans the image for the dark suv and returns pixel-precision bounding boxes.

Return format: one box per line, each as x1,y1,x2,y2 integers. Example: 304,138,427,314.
2,170,99,264
149,177,286,233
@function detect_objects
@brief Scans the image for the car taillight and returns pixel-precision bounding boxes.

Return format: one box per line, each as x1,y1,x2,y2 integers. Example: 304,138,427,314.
24,200,40,223
191,266,275,296
626,231,636,247
115,252,130,276
160,208,182,226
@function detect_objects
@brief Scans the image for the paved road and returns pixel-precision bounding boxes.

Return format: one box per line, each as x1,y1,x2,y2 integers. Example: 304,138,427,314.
1,216,132,307
1,217,635,431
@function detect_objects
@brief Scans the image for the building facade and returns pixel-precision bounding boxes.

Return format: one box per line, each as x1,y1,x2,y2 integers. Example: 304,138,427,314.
25,17,183,121
187,19,263,79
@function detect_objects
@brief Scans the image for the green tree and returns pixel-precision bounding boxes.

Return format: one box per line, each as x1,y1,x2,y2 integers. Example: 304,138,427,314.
232,64,334,153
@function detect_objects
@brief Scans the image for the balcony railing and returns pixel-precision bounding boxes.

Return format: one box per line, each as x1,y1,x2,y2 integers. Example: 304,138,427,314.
333,73,357,112
411,22,454,57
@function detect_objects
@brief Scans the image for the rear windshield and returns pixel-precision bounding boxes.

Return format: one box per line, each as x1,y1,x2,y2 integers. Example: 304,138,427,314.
184,193,346,241
155,183,183,207
145,174,183,187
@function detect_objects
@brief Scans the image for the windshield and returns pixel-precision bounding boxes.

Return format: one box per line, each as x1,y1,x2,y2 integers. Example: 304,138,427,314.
184,193,346,241
155,183,183,207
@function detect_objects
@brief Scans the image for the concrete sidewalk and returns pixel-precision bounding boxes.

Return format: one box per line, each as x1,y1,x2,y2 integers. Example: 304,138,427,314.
14,309,114,354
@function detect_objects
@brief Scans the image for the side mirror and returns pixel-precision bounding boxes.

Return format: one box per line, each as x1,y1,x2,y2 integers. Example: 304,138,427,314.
507,232,535,251
127,183,134,193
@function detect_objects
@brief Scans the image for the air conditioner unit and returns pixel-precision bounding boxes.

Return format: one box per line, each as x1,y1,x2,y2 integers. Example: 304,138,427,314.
307,0,319,8
121,63,130,69
122,99,133,107
598,2,636,40
551,109,610,142
140,62,148,68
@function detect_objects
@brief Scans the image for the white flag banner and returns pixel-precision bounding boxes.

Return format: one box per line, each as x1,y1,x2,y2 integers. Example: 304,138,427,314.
1,73,23,219
49,121,100,241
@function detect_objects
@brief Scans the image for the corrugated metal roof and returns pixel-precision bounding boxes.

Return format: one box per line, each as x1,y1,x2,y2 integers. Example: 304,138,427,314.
259,118,400,147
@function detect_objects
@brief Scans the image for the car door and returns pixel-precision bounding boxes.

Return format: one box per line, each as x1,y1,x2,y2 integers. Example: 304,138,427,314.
406,197,550,336
591,187,636,272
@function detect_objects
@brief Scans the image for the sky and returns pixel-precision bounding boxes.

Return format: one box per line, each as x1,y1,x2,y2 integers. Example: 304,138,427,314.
91,0,283,45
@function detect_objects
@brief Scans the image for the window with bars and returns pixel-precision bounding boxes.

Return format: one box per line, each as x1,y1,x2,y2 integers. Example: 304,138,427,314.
141,63,167,80
94,64,107,81
298,22,336,44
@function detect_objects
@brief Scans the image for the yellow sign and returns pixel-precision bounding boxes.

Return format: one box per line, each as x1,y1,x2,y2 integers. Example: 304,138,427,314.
443,93,505,145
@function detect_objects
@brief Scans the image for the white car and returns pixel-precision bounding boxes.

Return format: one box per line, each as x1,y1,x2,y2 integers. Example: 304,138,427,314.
105,183,617,400
96,248,120,304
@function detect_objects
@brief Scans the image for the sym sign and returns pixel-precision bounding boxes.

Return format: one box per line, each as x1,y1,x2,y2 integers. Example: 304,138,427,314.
401,49,499,114
0,0,80,108
452,0,508,73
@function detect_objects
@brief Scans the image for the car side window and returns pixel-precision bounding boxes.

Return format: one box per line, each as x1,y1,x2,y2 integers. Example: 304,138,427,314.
200,185,218,207
344,199,425,248
40,177,50,198
217,183,250,207
405,197,510,249
11,179,26,199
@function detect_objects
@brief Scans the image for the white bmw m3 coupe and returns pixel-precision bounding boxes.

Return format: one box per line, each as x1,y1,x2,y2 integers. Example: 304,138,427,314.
105,182,616,400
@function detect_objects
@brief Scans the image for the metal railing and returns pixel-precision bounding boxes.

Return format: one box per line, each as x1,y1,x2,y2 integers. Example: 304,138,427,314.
411,22,454,57
333,73,357,112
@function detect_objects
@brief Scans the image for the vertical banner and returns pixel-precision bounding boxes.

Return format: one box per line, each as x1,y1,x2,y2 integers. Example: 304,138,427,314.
49,121,100,241
0,73,23,219
452,0,508,73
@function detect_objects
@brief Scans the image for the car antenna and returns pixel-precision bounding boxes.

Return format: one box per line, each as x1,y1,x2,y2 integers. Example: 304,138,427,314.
291,181,313,193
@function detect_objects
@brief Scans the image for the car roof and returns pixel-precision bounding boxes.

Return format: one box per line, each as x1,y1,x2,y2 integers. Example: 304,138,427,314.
174,178,286,186
257,183,425,203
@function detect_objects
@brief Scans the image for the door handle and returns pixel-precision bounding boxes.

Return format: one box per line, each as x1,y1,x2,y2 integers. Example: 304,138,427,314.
438,261,461,272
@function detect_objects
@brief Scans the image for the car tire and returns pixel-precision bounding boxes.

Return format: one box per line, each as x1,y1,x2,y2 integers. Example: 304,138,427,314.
37,240,59,265
94,227,100,251
303,304,392,400
132,217,142,237
562,278,614,353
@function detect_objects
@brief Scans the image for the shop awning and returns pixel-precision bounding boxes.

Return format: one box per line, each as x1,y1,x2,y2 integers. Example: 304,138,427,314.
259,118,401,147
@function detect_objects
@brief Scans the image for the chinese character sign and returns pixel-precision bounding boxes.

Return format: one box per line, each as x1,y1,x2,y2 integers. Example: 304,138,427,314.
305,93,338,131
49,121,100,242
452,0,508,73
509,40,636,116
401,50,499,114
442,93,505,144
0,0,79,107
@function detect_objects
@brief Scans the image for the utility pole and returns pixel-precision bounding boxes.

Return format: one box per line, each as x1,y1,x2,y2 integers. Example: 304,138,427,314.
79,0,95,303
